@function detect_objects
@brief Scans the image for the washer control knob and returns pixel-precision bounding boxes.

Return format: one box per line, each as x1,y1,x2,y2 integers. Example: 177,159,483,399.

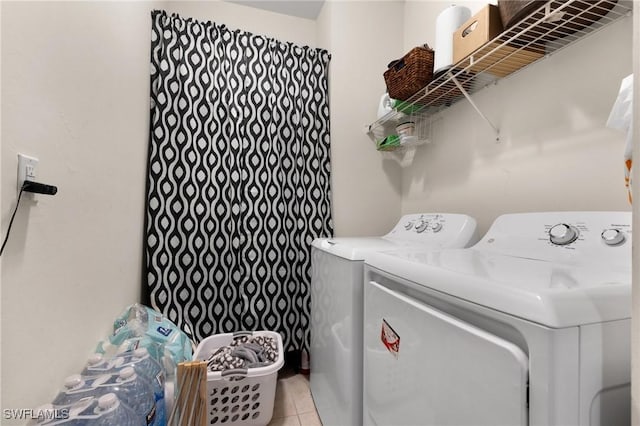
601,229,625,246
415,220,429,233
404,222,414,230
430,222,442,233
549,223,579,246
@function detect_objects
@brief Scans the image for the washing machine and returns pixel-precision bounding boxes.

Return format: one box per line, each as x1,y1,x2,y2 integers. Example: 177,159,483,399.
363,211,631,426
310,213,478,426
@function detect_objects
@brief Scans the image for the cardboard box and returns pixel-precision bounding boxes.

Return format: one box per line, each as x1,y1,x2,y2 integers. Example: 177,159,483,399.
452,4,544,78
453,4,503,65
465,41,544,78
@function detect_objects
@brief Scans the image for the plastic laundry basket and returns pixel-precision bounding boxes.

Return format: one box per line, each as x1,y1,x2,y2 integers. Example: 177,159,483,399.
193,331,284,426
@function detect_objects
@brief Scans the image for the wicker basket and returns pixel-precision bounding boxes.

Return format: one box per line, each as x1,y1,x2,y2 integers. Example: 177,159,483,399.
384,45,434,102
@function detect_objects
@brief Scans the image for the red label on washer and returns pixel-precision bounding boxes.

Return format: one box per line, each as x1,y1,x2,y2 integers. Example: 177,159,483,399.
381,319,400,358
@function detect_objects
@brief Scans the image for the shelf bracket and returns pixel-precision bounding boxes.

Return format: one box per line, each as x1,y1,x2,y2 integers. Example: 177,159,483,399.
447,72,500,142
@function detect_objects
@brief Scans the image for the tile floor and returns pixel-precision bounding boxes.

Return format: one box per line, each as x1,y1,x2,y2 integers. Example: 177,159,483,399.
267,368,322,426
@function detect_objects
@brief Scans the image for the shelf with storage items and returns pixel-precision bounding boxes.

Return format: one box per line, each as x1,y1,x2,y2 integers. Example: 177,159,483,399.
365,0,633,159
366,106,435,166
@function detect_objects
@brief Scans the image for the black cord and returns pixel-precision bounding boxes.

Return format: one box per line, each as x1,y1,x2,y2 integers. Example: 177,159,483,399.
0,184,27,257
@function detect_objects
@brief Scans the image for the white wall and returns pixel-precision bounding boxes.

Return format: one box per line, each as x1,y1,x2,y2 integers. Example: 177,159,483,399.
157,0,317,43
0,1,316,417
317,0,404,237
399,2,633,234
1,2,151,417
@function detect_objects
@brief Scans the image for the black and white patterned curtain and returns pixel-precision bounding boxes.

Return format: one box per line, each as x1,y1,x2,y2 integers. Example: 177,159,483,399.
144,10,332,352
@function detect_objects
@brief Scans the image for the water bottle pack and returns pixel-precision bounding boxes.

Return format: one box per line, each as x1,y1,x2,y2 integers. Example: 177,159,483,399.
94,367,157,426
80,349,166,426
120,349,166,426
45,366,160,425
96,303,193,377
35,304,193,426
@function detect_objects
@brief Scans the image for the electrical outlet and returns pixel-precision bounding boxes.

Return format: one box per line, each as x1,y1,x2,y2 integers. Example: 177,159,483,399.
17,153,39,193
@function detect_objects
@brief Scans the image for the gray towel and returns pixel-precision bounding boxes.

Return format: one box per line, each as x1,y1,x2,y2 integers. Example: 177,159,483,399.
206,335,278,372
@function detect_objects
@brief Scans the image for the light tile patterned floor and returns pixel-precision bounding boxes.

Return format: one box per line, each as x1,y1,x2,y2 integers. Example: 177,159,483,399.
268,369,322,426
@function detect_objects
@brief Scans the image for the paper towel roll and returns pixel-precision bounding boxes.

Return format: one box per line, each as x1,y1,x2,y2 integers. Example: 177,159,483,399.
434,5,471,75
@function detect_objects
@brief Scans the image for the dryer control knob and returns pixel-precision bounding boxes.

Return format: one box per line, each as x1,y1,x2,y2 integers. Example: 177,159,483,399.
549,223,579,246
601,229,625,246
415,220,429,233
404,222,414,230
430,222,442,233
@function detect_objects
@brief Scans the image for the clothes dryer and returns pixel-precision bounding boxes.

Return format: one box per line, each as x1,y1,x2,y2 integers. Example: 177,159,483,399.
363,212,631,426
310,213,478,426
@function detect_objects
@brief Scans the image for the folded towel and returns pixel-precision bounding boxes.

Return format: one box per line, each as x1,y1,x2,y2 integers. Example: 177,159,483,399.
206,335,278,372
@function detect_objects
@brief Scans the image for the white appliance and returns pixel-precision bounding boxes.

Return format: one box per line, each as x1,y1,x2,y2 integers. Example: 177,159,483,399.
310,213,478,426
363,212,632,426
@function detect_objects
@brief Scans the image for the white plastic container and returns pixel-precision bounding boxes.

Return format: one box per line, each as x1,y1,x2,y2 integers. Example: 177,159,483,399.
96,367,157,426
193,331,284,426
116,348,166,426
94,393,143,426
51,374,110,407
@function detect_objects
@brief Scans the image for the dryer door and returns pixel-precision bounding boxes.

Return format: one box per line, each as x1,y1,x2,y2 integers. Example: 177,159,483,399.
363,281,529,426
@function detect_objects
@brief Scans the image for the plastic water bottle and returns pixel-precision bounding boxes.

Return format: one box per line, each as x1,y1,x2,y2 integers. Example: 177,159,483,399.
125,348,165,388
116,348,166,426
101,367,157,426
51,374,108,407
81,354,116,377
94,393,144,426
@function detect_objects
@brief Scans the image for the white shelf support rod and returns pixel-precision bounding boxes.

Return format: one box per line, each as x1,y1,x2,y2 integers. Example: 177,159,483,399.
447,72,500,141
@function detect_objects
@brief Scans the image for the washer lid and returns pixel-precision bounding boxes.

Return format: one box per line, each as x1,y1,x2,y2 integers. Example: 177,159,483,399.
366,248,631,328
312,237,420,261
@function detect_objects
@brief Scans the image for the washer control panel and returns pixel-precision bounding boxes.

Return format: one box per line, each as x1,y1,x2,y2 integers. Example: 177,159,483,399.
476,212,632,263
543,220,630,249
396,214,447,235
385,213,478,248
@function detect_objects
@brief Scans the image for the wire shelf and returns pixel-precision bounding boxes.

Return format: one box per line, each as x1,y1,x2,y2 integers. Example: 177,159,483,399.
366,0,633,147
